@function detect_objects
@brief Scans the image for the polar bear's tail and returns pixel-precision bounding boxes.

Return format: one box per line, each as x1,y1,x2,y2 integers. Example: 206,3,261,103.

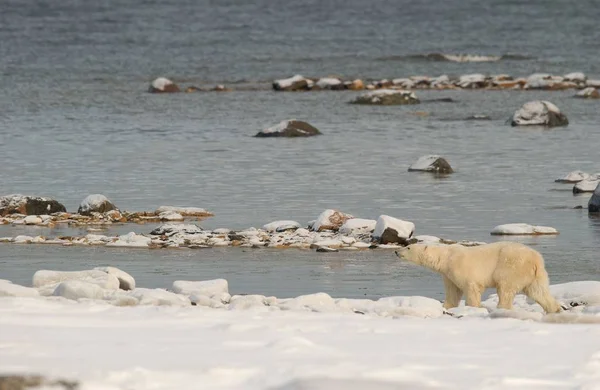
523,262,562,314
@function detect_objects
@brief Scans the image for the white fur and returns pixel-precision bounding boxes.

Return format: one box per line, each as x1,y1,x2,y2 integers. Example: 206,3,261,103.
395,242,562,313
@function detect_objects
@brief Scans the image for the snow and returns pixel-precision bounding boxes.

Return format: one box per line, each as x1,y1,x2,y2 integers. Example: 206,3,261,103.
490,223,559,235
263,220,301,233
311,209,354,232
94,266,136,290
33,270,121,291
564,72,586,82
586,79,600,88
2,277,600,389
512,101,562,125
576,87,599,98
457,73,486,87
315,78,341,88
105,232,151,248
338,218,376,235
373,215,415,241
0,280,39,297
408,155,442,171
151,77,174,90
574,179,600,193
263,120,291,134
555,170,590,183
158,210,184,221
274,75,311,89
172,279,229,297
53,280,107,300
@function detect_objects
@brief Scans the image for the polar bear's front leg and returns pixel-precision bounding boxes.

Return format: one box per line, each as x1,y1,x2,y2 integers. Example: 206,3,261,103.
442,276,462,309
465,283,484,308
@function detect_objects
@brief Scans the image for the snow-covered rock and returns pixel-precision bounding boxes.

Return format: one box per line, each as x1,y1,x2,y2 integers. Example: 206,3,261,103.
0,280,40,297
373,215,415,244
339,218,377,235
350,89,419,105
573,179,600,194
23,215,42,225
563,72,586,83
456,73,487,89
148,77,180,93
155,206,211,217
272,75,313,91
575,87,600,99
510,101,568,127
315,77,343,90
150,223,203,236
0,194,66,216
94,266,136,290
33,270,120,292
589,182,600,213
311,209,354,232
262,220,301,233
490,223,559,236
77,194,117,215
408,155,454,174
255,120,322,137
105,232,151,247
158,210,184,221
555,171,591,183
586,79,600,88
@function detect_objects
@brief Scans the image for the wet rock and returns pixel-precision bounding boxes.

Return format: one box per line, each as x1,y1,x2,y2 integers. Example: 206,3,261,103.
575,87,600,99
255,120,321,138
351,89,419,105
510,101,568,127
77,194,117,215
573,179,600,194
148,77,180,93
312,209,354,232
589,183,600,213
372,215,415,244
0,194,66,216
408,155,454,174
273,75,313,91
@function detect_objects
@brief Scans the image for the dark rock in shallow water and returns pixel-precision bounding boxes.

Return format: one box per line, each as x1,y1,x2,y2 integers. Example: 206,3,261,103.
510,101,568,127
0,194,66,216
408,155,454,174
350,90,420,105
255,120,321,138
588,183,600,212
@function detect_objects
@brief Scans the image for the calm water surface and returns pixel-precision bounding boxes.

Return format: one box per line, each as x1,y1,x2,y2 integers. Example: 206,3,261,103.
1,0,599,298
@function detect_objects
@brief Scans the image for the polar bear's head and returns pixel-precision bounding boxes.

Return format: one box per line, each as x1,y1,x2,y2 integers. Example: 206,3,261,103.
395,244,429,265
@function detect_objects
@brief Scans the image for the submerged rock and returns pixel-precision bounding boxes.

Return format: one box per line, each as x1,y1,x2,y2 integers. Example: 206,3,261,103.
372,215,415,244
273,75,313,91
255,120,322,138
408,155,454,174
510,101,568,127
573,179,600,194
0,194,66,216
575,87,600,99
312,209,354,232
350,89,419,105
78,194,117,215
490,223,559,236
148,77,180,93
589,183,600,213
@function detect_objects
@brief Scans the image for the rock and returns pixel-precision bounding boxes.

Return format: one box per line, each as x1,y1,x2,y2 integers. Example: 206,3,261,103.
315,77,343,90
555,171,590,183
524,73,559,89
0,194,66,216
148,77,180,93
105,232,151,247
573,179,600,194
77,194,117,215
263,220,301,233
373,215,415,244
350,89,419,105
575,87,600,99
456,74,487,89
510,101,568,127
315,246,339,253
339,218,377,235
185,86,201,93
311,209,354,232
490,223,559,235
564,72,586,83
94,266,136,290
255,120,321,137
408,155,453,174
212,84,230,92
273,75,313,91
158,210,184,221
0,375,78,390
586,80,600,88
23,215,42,225
155,206,213,217
345,79,364,90
150,223,203,236
33,269,120,290
589,183,600,213
430,75,451,89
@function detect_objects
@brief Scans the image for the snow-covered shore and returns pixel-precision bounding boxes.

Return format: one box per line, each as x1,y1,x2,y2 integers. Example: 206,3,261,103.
1,271,600,390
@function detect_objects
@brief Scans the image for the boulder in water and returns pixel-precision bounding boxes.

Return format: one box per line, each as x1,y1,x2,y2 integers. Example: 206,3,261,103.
575,87,600,99
408,155,454,174
77,194,117,215
573,179,600,194
589,183,600,213
372,215,415,245
148,77,180,93
255,120,321,137
311,209,354,232
0,194,66,216
510,101,568,127
273,75,313,91
555,171,591,183
314,77,344,90
350,89,419,105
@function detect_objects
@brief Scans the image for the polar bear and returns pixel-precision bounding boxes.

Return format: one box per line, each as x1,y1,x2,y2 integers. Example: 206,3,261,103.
395,242,562,313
